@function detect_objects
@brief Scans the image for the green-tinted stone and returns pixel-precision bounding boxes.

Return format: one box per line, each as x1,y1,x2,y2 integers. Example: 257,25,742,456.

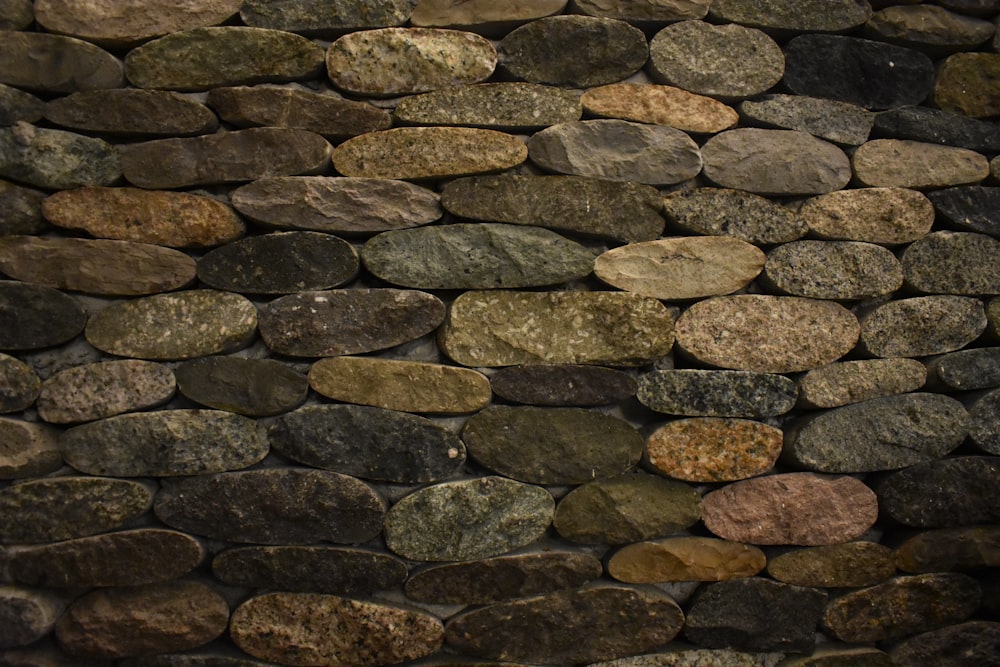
0,123,120,190
44,89,219,137
663,187,808,245
767,542,897,587
763,240,903,299
0,32,123,94
896,526,1000,573
859,295,987,358
0,353,39,413
796,358,928,409
638,370,796,418
175,356,307,417
394,82,580,130
0,281,85,351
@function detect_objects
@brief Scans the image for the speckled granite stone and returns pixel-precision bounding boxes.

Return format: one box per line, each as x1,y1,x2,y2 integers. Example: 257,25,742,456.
858,295,986,358
969,388,1000,454
767,542,896,588
638,369,795,418
709,0,872,32
410,0,566,34
582,83,737,134
37,359,175,423
646,418,783,482
928,347,1000,391
608,537,766,584
240,0,413,33
393,82,581,130
0,353,38,413
44,89,219,137
663,187,808,244
0,123,120,190
763,240,903,299
739,94,873,146
901,231,1000,295
796,358,927,408
799,186,933,244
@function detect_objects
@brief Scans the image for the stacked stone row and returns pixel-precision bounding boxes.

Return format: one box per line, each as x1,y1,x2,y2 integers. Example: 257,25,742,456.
1,0,1000,665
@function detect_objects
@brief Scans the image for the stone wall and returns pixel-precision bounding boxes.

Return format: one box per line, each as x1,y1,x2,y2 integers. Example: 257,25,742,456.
1,0,999,665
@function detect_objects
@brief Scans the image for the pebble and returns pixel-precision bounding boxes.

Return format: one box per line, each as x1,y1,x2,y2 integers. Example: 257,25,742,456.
796,358,927,409
119,655,285,667
361,223,594,289
928,347,1000,391
763,240,903,299
120,128,331,189
439,290,675,367
332,127,526,180
929,186,1000,236
0,418,62,479
404,551,602,604
575,0,711,22
126,27,324,91
41,186,244,248
783,35,934,109
0,33,123,94
489,364,637,406
709,0,873,32
702,472,878,545
36,360,175,424
393,82,581,130
552,471,701,544
197,231,358,294
442,174,665,243
0,585,65,649
0,281,86,351
865,4,994,50
896,526,1000,573
0,123,120,190
409,0,567,34
582,83,737,134
385,476,552,561
608,537,766,584
258,289,443,357
54,581,229,659
592,649,787,667
155,469,385,544
60,409,267,477
240,0,413,32
230,593,442,666
309,357,491,414
891,621,1000,667
231,176,441,235
766,542,897,588
739,94,874,146
934,53,1000,118
675,295,860,373
0,84,43,126
941,0,1000,15
646,418,783,482
267,404,465,483
85,290,257,360
872,107,1000,153
445,586,685,665
44,89,219,137
902,231,1000,295
0,0,32,29
637,370,794,418
497,16,648,88
858,295,986,358
175,356,307,417
702,129,851,196
0,353,39,413
853,139,989,189
662,187,808,245
0,179,46,236
969,388,1000,454
876,456,1000,527
990,297,1000,338
649,21,784,99
799,186,934,245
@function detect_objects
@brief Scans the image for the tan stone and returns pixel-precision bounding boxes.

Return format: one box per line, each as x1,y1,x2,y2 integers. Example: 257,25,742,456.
37,360,175,424
800,187,934,245
797,358,928,409
410,0,566,34
935,52,1000,118
767,542,897,588
853,139,989,189
581,83,738,134
608,537,766,583
646,418,783,483
575,0,711,21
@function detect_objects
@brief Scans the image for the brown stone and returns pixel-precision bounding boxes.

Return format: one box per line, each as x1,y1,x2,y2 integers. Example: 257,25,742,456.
853,139,989,189
0,585,65,649
175,356,307,418
797,358,928,409
239,0,414,33
608,537,766,584
896,526,1000,573
410,0,566,34
859,295,987,358
574,0,711,22
44,89,219,137
581,83,738,134
663,187,808,245
891,621,1000,667
646,418,783,483
489,364,637,406
866,4,995,51
0,32,123,94
0,179,47,236
0,1,32,30
1,83,47,126
799,186,934,245
37,360,175,424
935,52,1000,118
0,353,39,414
767,542,897,588
0,418,62,480
393,82,581,131
709,0,873,32
762,240,903,299
779,646,891,667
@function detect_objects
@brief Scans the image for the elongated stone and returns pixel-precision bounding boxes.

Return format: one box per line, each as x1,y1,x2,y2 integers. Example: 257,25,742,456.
797,358,927,409
0,123,120,190
0,1,32,30
866,4,994,51
709,0,872,32
383,476,553,561
876,456,1000,527
859,295,986,358
85,290,257,360
583,649,788,667
119,653,287,667
446,586,684,664
442,174,664,243
763,240,902,299
739,94,874,146
663,187,808,245
0,32,123,94
1,84,44,126
0,418,61,479
891,621,1000,667
489,364,636,406
638,370,796,418
970,388,1000,454
573,0,711,22
935,53,1000,118
608,538,766,584
267,404,465,483
896,526,1000,573
853,139,989,189
646,418,783,482
240,0,413,32
37,360,175,424
767,542,897,588
410,0,566,33
929,186,1000,236
259,289,443,357
0,353,38,413
394,83,581,130
0,179,46,236
0,585,65,649
405,551,602,605
155,469,385,544
902,231,1000,295
231,593,442,667
440,290,674,367
800,186,934,245
44,89,218,137
175,357,307,417
928,347,1000,391
0,281,85,351
582,83,738,134
873,106,1000,153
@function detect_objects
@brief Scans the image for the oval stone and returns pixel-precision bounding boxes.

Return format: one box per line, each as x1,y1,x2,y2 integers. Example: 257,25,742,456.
440,290,675,367
872,106,1000,154
489,364,636,406
362,223,594,290
710,0,871,32
608,538,766,584
154,469,385,544
859,295,986,358
876,456,1000,528
902,231,1000,295
0,281,85,351
582,83,738,134
935,52,1000,118
891,621,1000,667
383,476,553,561
240,0,413,32
175,356,307,417
328,28,495,97
763,240,903,299
41,187,244,248
37,360,175,424
231,593,442,667
309,357,490,414
702,472,878,545
739,94,874,146
646,418,783,482
866,4,994,50
767,542,897,588
639,370,796,418
675,295,860,373
410,0,566,33
0,178,47,237
662,187,808,245
896,526,1000,573
970,388,1000,454
797,358,928,409
574,0,710,21
0,418,62,480
928,186,1000,237
927,347,1000,391
461,405,643,485
0,32,123,94
44,89,219,137
258,289,444,358
0,585,64,649
0,353,39,413
800,187,934,245
85,290,257,360
267,404,465,484
0,123,120,190
595,236,764,300
853,139,989,189
393,82,581,131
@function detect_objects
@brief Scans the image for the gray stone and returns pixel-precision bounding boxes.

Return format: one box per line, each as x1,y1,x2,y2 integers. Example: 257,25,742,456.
607,537,766,584
0,32,123,94
119,654,279,667
969,388,1000,454
0,0,32,30
940,0,1000,14
0,281,86,351
928,347,1000,391
489,364,637,406
902,231,1000,295
876,456,1000,527
410,0,566,34
45,89,218,137
240,0,413,32
865,4,995,50
891,621,1000,667
859,295,986,358
797,358,927,409
639,370,796,418
393,82,581,130
0,418,62,479
646,417,783,482
591,649,786,667
739,94,873,146
662,187,808,245
934,53,1000,118
767,542,897,588
873,107,1000,153
0,85,42,126
709,0,872,32
0,123,120,190
762,240,903,299
0,179,46,236
800,186,934,245
582,82,738,134
37,359,175,424
853,139,989,189
929,186,1000,237
0,353,38,413
0,585,64,649
896,525,1000,572
175,356,307,417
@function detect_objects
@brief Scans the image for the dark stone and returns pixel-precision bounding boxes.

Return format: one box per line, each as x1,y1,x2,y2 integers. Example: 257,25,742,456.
645,418,783,483
0,281,85,351
409,0,565,35
0,84,43,126
120,654,279,667
0,179,46,236
174,356,307,417
0,586,65,650
864,4,995,52
44,90,218,137
663,187,808,245
0,418,62,480
763,240,903,299
896,525,1000,573
929,186,1000,237
901,231,1000,295
969,388,1000,454
0,123,120,190
708,0,872,32
40,365,176,427
876,456,1000,527
637,369,797,418
859,295,987,358
0,0,32,30
0,32,123,94
891,621,1000,667
489,364,637,406
393,82,581,131
934,53,1000,118
766,542,897,588
928,347,1000,390
240,0,413,33
873,107,1000,153
0,353,39,413
738,94,874,146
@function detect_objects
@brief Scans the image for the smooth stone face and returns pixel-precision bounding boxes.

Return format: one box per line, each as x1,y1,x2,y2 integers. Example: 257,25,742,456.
0,236,197,296
213,546,407,595
701,129,851,196
970,388,1000,454
608,537,766,584
383,476,553,561
41,187,244,248
646,418,783,482
930,347,1000,391
553,471,701,544
155,469,385,544
902,231,1000,295
675,295,860,373
497,16,647,88
866,4,995,50
0,32,123,94
859,295,986,358
574,0,711,21
649,21,784,99
85,290,257,360
595,236,763,300
663,187,808,245
37,360,175,424
935,53,1000,118
767,542,897,588
929,186,1000,236
175,356,307,417
0,123,120,190
797,358,928,409
410,0,565,32
763,240,903,299
445,586,684,664
640,370,796,418
120,128,331,189
800,186,934,244
891,621,1000,667
240,0,413,32
442,174,665,243
258,289,443,357
582,83,738,134
405,552,603,604
739,94,874,146
0,281,86,351
0,84,43,126
873,106,1000,153
267,404,465,483
231,593,442,667
0,179,47,236
333,127,526,180
60,409,267,477
702,472,878,546
0,585,64,649
394,82,580,130
709,0,872,31
0,0,32,29
853,139,989,189
439,290,675,367
877,456,1000,528
362,223,594,290
0,353,39,413
0,418,62,479
44,90,219,137
896,526,1000,573
489,364,637,406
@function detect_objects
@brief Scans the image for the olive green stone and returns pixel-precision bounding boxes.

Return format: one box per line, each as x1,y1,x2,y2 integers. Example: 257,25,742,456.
240,0,413,33
608,537,766,584
44,89,219,137
0,418,62,479
767,542,897,588
393,82,581,130
896,526,1000,573
709,0,872,32
645,418,783,482
0,281,86,351
763,240,903,299
662,187,808,245
0,32,123,94
934,52,1000,118
0,123,120,190
37,360,175,424
175,356,307,417
796,358,928,409
859,295,987,358
0,353,39,413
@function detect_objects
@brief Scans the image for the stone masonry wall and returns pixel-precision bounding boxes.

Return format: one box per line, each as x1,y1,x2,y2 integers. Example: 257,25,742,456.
1,0,1000,665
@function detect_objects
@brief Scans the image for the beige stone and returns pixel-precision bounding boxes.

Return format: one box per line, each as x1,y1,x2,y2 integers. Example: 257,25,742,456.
853,139,989,189
800,187,934,245
608,537,766,583
581,83,738,134
37,360,175,424
797,358,928,409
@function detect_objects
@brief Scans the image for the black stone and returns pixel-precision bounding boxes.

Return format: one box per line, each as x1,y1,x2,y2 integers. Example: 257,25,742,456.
0,84,43,126
174,356,308,417
928,186,1000,237
0,179,47,236
0,281,85,350
876,456,1000,527
489,364,637,406
873,106,1000,152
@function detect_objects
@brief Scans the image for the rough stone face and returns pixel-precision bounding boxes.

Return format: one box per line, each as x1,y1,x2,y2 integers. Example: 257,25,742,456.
155,469,385,544
442,174,665,243
929,347,1000,391
646,418,783,482
902,231,1000,295
608,538,766,584
267,404,465,483
852,139,989,189
0,123,120,190
638,370,795,418
0,0,32,30
929,186,1000,236
872,106,1000,153
383,476,553,561
240,0,413,32
934,53,1000,118
582,83,738,134
701,129,851,196
799,186,934,244
709,0,872,32
767,542,898,588
489,364,637,406
175,356,307,417
230,593,443,667
574,0,711,21
969,388,1000,454
44,89,219,137
0,84,43,126
0,32,123,94
739,94,874,146
0,418,62,479
0,179,46,236
85,290,258,360
592,650,787,667
859,295,986,358
439,290,675,367
258,289,444,357
649,21,784,99
891,621,1000,667
37,360,175,424
896,526,1000,573
0,585,65,649
0,353,38,413
120,128,331,189
409,1,566,33
362,223,594,289
395,82,580,130
797,358,928,409
876,456,1000,527
865,4,995,50
445,586,685,664
0,281,86,351
662,187,808,245
497,16,647,88
553,471,701,544
763,240,902,299
675,295,860,373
